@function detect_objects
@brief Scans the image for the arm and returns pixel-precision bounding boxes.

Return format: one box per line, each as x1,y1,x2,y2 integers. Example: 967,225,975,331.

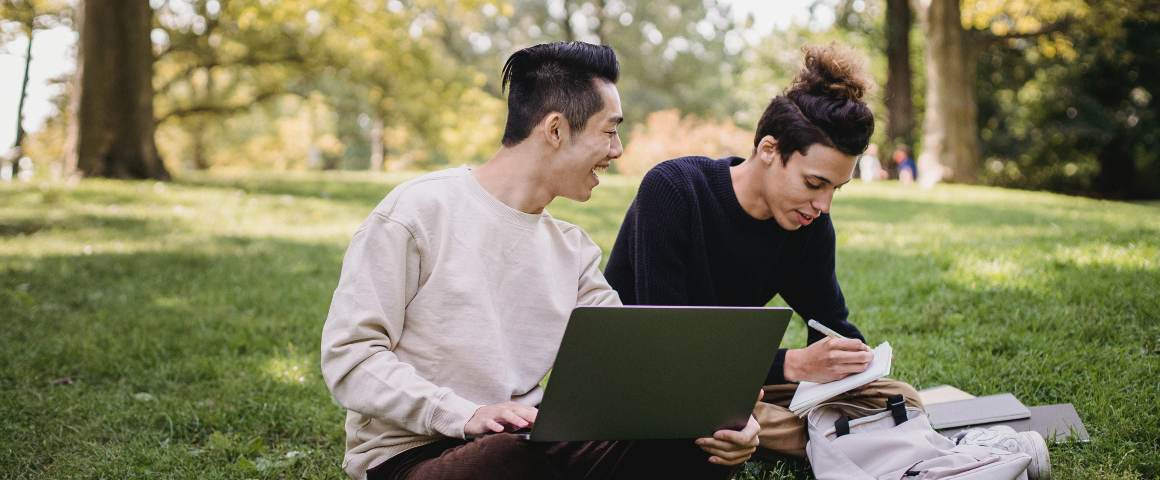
576,230,622,307
320,214,479,439
774,215,871,383
624,170,693,305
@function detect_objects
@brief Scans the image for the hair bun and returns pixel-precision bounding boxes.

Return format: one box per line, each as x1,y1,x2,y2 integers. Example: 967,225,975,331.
790,43,874,101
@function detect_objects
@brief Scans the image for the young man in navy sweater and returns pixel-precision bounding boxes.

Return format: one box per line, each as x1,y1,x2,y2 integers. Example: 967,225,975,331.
604,44,923,458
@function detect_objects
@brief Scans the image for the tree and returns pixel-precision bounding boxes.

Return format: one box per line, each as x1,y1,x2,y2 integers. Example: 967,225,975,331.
884,0,914,147
0,0,68,175
64,0,169,179
913,0,1074,185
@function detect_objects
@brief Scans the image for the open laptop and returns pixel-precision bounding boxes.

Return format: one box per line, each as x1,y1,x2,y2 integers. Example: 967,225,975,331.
488,305,791,442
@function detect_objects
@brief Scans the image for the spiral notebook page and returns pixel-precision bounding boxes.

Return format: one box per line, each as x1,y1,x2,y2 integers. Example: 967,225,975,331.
789,342,893,416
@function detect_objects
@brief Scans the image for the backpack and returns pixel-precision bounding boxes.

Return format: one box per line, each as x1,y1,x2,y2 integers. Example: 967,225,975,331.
805,395,1032,479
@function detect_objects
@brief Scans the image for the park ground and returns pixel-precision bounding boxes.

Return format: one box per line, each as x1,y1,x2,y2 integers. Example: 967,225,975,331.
1,171,1158,479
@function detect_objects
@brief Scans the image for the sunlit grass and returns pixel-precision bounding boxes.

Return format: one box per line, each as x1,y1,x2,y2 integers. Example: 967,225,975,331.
2,173,1158,479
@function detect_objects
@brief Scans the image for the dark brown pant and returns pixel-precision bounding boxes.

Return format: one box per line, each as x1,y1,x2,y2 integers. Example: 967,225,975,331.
367,434,737,480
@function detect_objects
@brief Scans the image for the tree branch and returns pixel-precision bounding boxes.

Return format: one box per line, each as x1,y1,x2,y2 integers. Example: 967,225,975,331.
974,17,1074,47
155,53,306,96
155,90,304,124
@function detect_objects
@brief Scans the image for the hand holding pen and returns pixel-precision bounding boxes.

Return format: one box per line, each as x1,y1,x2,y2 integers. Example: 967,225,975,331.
782,318,873,383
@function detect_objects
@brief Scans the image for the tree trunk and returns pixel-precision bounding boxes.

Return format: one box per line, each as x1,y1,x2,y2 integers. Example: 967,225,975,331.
64,0,169,180
6,22,35,177
885,0,914,148
915,0,980,185
369,116,384,171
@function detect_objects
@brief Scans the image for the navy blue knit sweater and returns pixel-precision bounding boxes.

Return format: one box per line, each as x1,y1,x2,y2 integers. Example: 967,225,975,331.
604,156,866,385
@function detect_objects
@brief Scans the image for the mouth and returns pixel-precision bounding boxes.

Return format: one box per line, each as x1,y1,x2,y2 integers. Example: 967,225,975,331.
796,210,815,226
591,163,610,179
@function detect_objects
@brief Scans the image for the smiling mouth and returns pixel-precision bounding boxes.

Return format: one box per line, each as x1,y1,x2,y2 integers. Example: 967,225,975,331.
797,210,815,225
591,164,609,178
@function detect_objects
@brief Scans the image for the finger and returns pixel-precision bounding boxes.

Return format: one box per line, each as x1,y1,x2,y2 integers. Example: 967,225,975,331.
830,338,869,351
510,405,539,424
486,419,505,433
499,410,529,429
837,362,871,374
711,456,749,466
713,428,751,445
700,442,752,461
696,437,735,452
707,447,756,465
703,446,754,461
829,350,875,364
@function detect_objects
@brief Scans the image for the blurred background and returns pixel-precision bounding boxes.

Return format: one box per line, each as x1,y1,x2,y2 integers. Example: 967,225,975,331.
1,0,1158,198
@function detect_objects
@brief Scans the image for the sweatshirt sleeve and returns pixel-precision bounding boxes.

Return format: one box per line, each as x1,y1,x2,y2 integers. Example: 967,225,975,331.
320,214,479,439
576,232,622,307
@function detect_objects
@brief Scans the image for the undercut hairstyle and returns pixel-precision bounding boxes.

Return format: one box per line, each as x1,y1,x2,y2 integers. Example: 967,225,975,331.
754,43,876,162
500,42,620,147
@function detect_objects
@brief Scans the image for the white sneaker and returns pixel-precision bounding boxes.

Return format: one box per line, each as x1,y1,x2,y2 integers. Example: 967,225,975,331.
953,425,1051,480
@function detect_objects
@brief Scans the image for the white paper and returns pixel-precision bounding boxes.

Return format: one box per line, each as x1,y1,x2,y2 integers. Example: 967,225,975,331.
789,342,893,416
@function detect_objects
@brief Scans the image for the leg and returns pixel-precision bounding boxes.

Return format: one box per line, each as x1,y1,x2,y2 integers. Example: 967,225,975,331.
753,378,924,459
384,435,733,480
395,434,559,480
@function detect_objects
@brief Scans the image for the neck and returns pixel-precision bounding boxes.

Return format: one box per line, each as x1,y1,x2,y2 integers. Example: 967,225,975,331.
473,145,555,214
729,155,774,220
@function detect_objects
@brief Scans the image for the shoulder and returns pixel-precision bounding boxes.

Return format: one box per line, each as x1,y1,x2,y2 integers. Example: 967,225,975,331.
645,156,716,185
546,217,603,258
372,167,469,221
638,156,716,198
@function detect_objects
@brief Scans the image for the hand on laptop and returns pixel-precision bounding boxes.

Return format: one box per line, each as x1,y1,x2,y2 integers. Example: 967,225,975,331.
696,414,760,465
784,337,873,383
464,402,538,436
695,389,762,466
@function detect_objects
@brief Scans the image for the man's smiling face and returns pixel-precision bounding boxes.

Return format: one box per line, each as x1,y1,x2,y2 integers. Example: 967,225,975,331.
549,79,624,202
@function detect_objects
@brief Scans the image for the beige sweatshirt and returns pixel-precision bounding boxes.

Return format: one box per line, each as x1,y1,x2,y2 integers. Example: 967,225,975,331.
320,167,621,478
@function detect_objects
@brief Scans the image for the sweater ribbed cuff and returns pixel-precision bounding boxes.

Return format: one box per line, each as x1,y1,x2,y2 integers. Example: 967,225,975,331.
429,391,480,439
765,348,790,385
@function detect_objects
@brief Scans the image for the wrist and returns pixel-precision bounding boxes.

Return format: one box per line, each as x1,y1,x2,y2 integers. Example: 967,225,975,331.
783,348,803,382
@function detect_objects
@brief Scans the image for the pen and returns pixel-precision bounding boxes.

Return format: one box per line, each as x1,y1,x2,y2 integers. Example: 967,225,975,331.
807,319,849,340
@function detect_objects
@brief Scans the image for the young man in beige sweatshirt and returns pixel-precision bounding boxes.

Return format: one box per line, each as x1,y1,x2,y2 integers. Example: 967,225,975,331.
321,42,760,480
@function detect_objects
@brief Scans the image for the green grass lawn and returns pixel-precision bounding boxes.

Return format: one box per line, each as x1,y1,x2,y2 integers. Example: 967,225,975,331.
2,171,1158,479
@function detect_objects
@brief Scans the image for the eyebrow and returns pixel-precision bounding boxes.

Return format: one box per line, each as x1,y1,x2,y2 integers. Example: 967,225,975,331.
610,115,624,126
809,174,851,187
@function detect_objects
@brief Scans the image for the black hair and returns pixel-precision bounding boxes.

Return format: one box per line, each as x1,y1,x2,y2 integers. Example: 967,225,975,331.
754,44,875,162
500,41,620,147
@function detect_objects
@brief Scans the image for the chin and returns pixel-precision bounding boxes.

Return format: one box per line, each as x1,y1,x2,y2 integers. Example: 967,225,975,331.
564,189,593,202
773,212,800,231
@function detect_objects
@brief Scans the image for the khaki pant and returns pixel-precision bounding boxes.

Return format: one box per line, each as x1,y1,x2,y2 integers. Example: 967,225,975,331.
755,378,924,458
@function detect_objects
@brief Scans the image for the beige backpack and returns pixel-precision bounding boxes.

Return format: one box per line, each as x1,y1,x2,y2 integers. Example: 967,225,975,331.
805,396,1032,479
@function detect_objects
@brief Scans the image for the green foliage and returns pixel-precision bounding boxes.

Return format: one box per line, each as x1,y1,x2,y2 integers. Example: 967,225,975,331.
2,173,1158,478
976,6,1160,198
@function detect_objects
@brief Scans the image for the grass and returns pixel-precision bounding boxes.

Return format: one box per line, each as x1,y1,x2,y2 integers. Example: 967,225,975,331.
2,170,1158,479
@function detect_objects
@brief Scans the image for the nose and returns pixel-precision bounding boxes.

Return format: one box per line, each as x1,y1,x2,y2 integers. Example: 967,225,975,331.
609,133,624,159
812,190,835,215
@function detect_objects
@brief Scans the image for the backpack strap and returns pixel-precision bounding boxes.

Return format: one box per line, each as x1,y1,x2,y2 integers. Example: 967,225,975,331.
835,415,851,437
888,394,908,426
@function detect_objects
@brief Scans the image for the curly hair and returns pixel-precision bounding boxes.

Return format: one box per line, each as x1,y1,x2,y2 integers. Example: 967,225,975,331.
753,43,876,161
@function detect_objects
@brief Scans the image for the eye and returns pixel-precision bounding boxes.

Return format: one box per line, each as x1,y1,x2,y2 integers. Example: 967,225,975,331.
606,130,618,136
806,181,822,190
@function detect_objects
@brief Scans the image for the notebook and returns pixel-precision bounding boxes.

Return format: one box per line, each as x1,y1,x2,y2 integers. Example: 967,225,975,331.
789,342,893,416
926,393,1031,430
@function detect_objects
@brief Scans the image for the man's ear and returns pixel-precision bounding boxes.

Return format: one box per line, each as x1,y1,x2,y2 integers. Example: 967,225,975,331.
542,112,567,149
757,135,780,166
